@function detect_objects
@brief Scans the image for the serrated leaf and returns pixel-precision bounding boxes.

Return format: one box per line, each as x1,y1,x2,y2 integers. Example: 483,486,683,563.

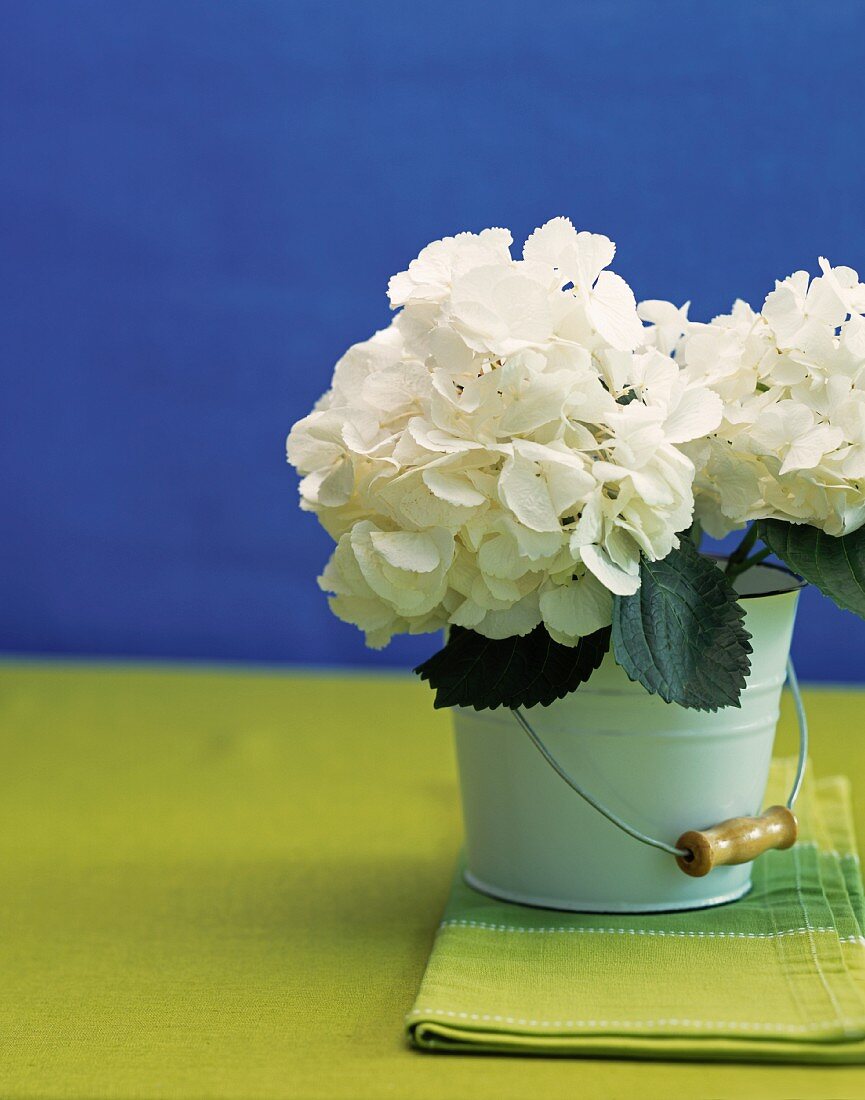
760,519,865,617
414,624,611,711
611,539,752,711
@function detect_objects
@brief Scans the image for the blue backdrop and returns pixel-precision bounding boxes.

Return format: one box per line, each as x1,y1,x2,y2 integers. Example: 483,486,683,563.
2,1,865,680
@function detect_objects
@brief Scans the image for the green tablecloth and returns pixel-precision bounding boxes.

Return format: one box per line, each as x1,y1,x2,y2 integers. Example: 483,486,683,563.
1,660,864,1099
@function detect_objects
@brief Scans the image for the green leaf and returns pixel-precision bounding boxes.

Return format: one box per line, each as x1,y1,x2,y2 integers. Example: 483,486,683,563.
760,519,865,617
611,539,752,711
414,624,611,711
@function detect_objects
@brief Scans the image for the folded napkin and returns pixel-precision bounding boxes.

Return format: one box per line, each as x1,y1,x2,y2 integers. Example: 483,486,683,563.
407,760,865,1062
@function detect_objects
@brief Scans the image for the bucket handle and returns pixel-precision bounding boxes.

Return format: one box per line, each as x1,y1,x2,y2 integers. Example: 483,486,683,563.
512,659,806,878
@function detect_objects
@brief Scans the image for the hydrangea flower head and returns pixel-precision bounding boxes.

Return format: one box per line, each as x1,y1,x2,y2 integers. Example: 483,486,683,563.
287,219,722,648
645,260,865,538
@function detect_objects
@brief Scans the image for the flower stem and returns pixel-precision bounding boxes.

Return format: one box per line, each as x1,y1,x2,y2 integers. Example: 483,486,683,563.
725,524,759,572
726,544,772,582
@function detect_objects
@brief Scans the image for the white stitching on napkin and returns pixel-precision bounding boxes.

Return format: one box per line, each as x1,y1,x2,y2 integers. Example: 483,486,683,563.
820,850,861,862
791,842,851,1031
407,1007,865,1035
439,919,849,938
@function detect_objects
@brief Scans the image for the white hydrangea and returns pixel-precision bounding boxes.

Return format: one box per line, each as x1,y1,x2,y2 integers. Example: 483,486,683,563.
644,260,865,538
287,219,722,648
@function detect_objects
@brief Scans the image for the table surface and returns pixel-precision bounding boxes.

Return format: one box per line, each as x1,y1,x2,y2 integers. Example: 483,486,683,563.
1,660,864,1100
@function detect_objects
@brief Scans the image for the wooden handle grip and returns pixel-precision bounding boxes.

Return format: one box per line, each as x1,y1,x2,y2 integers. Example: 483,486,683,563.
675,805,798,878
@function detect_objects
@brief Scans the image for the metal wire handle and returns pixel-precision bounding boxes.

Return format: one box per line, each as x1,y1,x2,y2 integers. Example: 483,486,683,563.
511,658,808,860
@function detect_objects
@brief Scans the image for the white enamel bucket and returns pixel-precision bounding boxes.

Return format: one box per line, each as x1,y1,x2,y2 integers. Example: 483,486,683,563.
451,563,803,913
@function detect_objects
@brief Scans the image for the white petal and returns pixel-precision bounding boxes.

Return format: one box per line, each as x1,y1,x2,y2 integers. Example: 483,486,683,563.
448,598,487,629
498,377,568,434
482,574,523,602
624,467,676,507
569,494,603,548
477,532,523,580
769,355,809,386
762,280,806,345
367,530,443,573
587,271,645,351
498,457,560,532
427,325,476,371
388,481,475,530
422,468,487,507
509,522,565,560
387,228,513,307
637,299,684,325
539,575,613,641
450,267,556,355
361,362,431,416
328,593,396,634
572,231,616,289
581,543,640,596
472,595,543,639
805,273,847,327
522,216,580,271
386,270,416,307
523,220,616,293
779,425,844,474
664,387,723,444
637,300,690,357
544,460,596,516
299,458,354,508
843,314,865,358
286,412,343,472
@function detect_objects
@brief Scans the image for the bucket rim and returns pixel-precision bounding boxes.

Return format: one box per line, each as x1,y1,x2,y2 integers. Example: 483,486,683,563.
704,555,806,599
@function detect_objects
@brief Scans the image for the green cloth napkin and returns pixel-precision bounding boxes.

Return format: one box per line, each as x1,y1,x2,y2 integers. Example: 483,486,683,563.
408,760,865,1062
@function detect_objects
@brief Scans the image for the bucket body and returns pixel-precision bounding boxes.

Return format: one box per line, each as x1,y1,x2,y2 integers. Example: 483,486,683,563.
451,563,802,913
